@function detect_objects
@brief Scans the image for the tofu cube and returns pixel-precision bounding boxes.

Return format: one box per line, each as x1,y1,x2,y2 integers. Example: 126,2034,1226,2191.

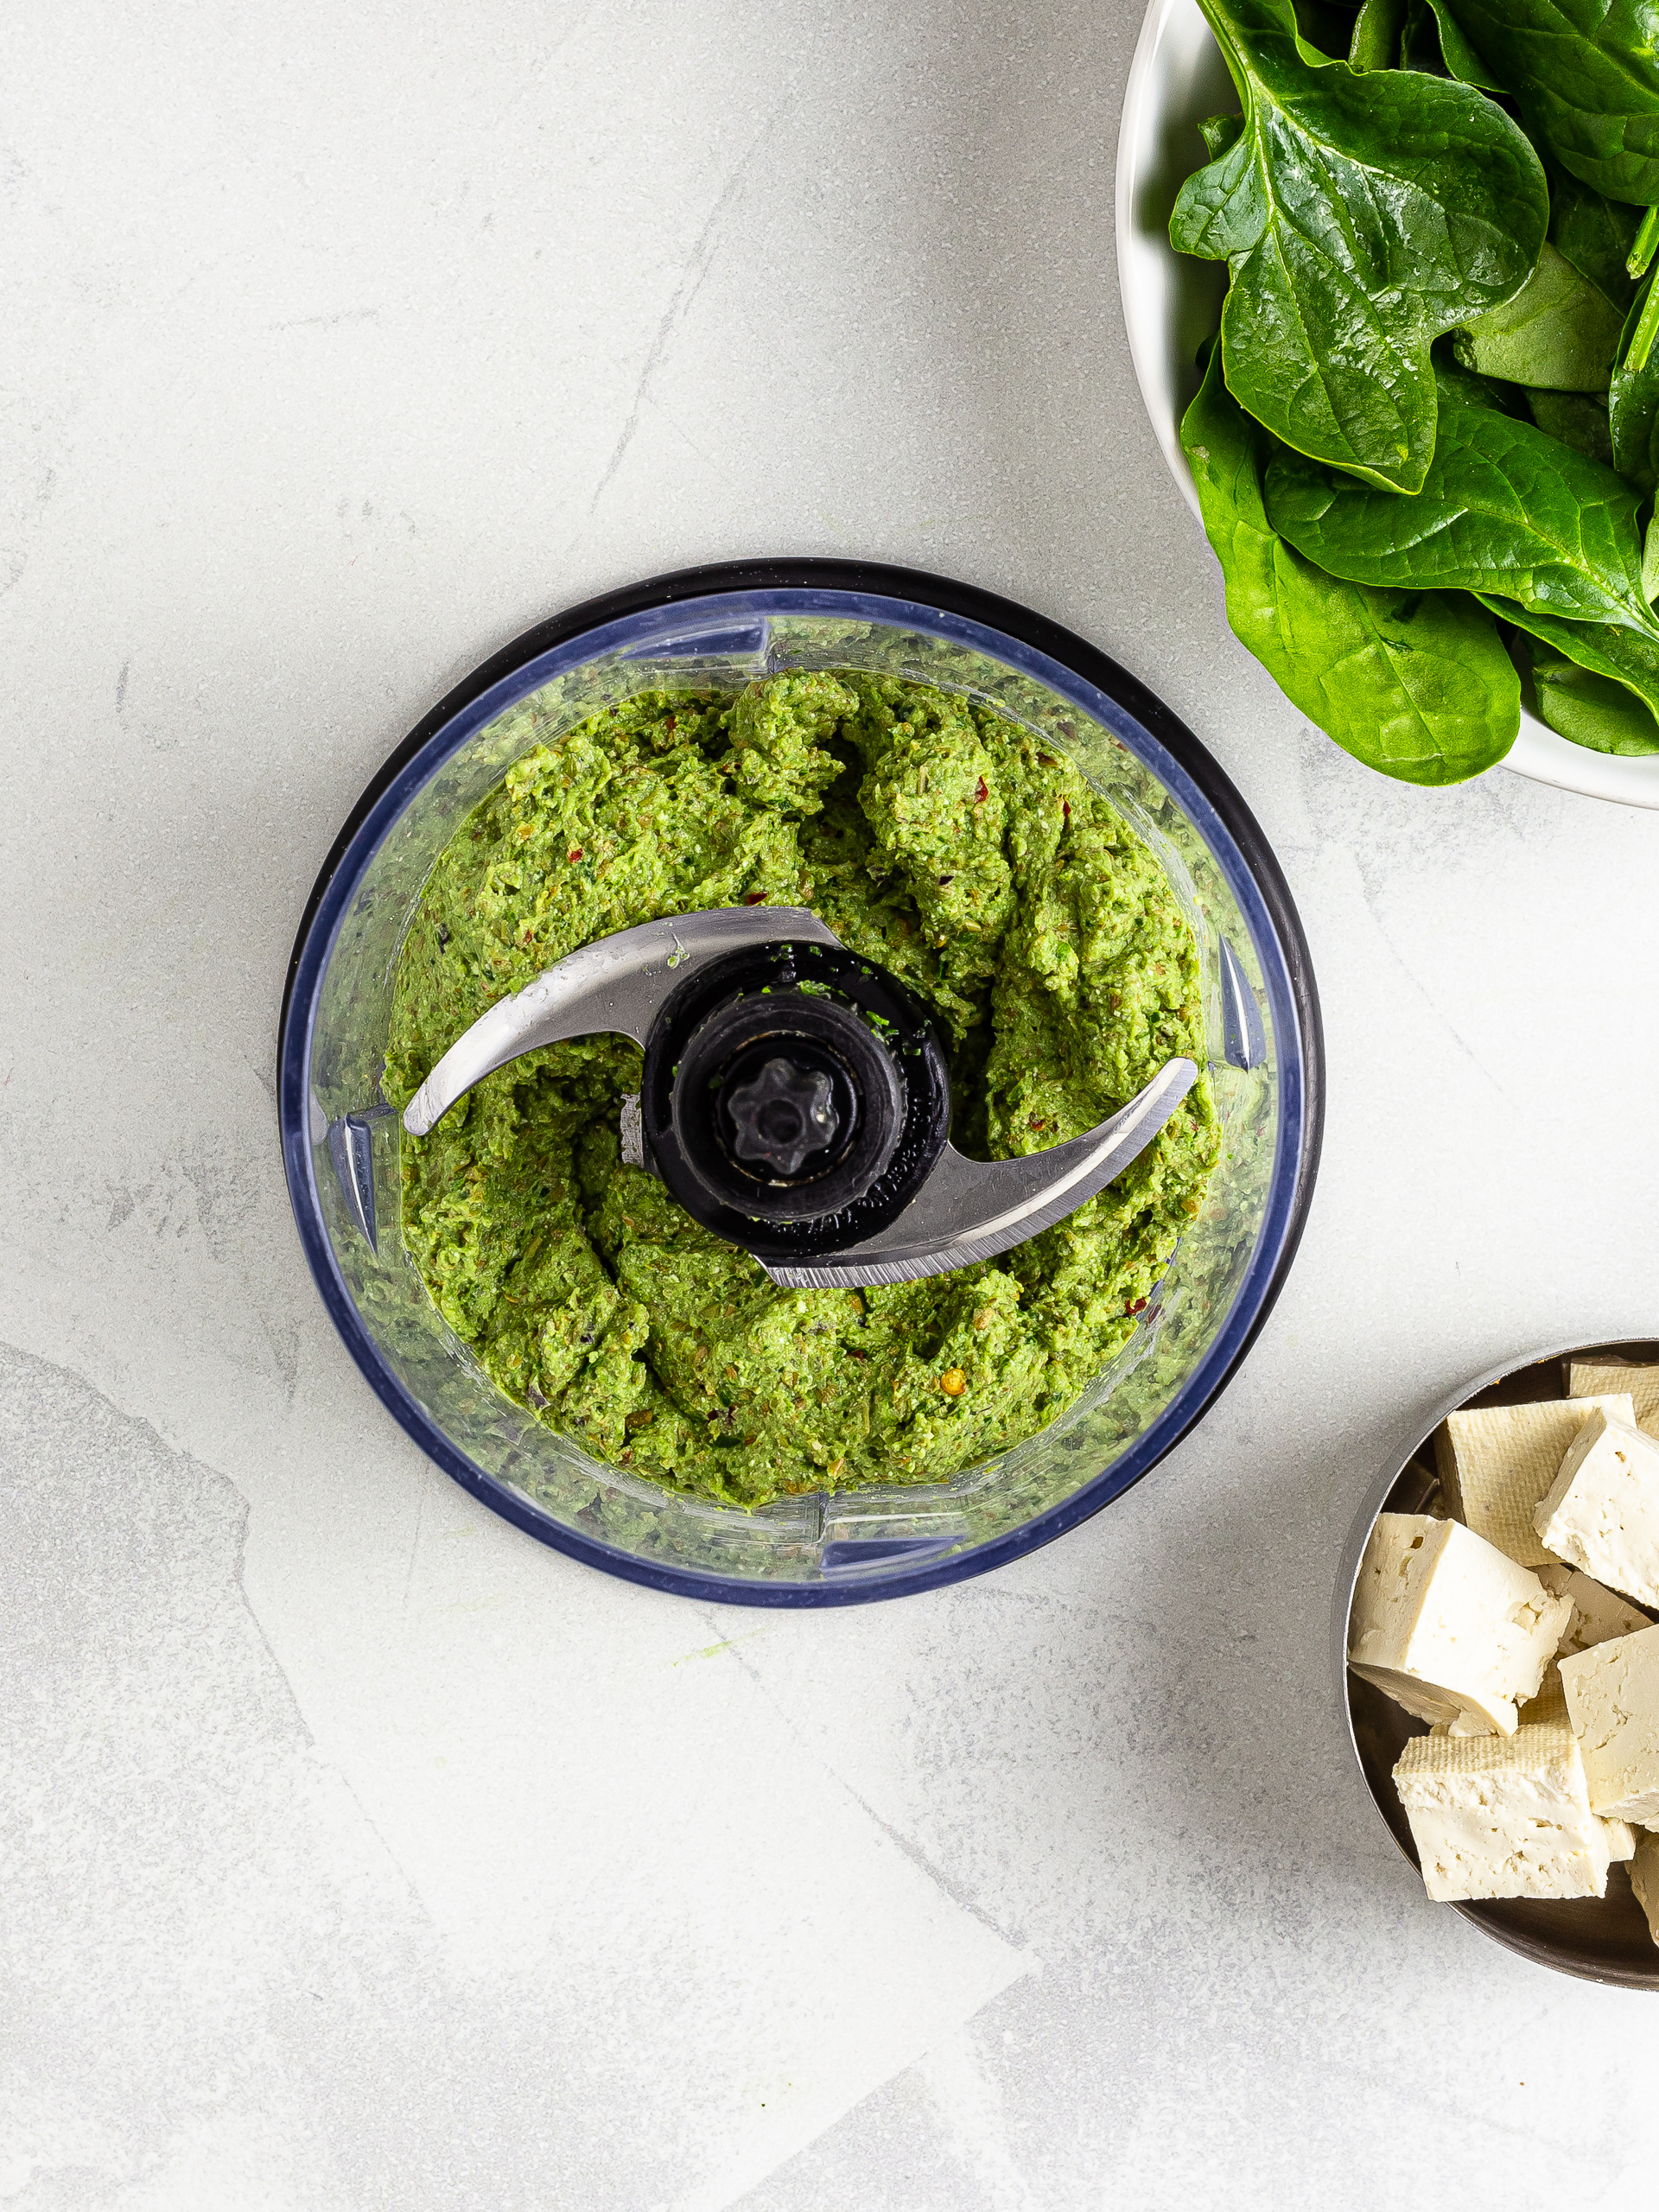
1535,1564,1653,1655
1349,1514,1570,1735
1434,1395,1635,1567
1559,1622,1659,1824
1393,1723,1612,1901
1517,1669,1569,1727
1533,1411,1659,1608
1604,1816,1638,1863
1521,1571,1651,1723
1568,1361,1659,1440
1631,1831,1659,1948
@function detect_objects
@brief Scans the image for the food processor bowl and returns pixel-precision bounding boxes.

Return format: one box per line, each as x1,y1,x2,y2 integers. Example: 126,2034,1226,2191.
279,559,1322,1603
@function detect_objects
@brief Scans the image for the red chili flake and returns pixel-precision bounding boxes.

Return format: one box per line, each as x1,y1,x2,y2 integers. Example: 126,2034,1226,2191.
975,776,988,803
1126,1296,1148,1316
938,874,955,887
1038,752,1057,767
1027,1115,1047,1131
1062,799,1071,821
744,892,766,905
568,846,583,863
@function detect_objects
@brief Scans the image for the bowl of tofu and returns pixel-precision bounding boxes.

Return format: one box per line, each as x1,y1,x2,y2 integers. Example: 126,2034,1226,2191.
1340,1341,1659,1986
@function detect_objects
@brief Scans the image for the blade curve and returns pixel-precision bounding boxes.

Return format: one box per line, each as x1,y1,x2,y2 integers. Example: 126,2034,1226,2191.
761,1058,1199,1288
402,906,840,1136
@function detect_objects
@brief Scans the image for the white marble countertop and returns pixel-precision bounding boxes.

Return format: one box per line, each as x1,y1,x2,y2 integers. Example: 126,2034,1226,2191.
7,3,1659,2204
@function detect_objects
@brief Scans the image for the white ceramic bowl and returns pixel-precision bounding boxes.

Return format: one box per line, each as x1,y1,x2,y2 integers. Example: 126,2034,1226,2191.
1116,0,1659,810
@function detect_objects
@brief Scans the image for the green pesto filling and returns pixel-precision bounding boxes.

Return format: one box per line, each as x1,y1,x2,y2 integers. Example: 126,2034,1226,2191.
382,670,1220,1508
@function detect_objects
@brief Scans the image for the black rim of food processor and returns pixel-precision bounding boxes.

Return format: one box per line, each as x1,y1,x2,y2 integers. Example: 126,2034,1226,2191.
279,557,1325,1606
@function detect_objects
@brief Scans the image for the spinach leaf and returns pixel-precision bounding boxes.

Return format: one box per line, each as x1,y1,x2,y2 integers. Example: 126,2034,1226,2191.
1546,163,1642,311
1294,0,1364,55
1181,343,1519,784
1610,367,1659,490
1452,241,1624,390
1169,0,1548,493
1478,595,1659,718
1527,388,1615,465
1198,113,1246,158
1610,276,1659,489
1348,0,1406,70
1513,634,1659,752
1432,347,1518,414
1398,0,1437,69
1629,204,1659,278
1439,0,1659,205
1264,397,1657,630
1402,0,1503,86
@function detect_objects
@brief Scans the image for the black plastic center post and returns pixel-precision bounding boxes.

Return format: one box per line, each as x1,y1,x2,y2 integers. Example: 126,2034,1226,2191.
724,1058,839,1178
639,938,950,1264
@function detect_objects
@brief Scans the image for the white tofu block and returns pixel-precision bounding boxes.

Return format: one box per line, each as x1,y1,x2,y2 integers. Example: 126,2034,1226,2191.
1434,1395,1636,1568
1560,1623,1659,1823
1349,1514,1570,1735
1604,1817,1637,1862
1631,1831,1659,1948
1517,1568,1651,1725
1393,1723,1611,1901
1533,1412,1659,1608
1535,1563,1654,1655
1517,1668,1569,1727
1568,1360,1659,1440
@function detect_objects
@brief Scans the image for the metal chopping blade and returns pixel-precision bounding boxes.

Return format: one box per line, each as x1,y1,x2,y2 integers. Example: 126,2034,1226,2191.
403,906,1198,1287
756,1058,1198,1287
402,906,841,1137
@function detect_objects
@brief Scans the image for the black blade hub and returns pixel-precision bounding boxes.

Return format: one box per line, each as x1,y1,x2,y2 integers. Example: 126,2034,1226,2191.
723,1055,841,1179
639,938,950,1262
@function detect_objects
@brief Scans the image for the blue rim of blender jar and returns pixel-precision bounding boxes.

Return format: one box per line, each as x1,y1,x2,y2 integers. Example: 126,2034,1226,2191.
280,559,1323,1606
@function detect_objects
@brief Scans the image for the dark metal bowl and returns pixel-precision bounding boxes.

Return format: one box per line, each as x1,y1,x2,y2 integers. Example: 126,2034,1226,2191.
1337,1339,1659,1988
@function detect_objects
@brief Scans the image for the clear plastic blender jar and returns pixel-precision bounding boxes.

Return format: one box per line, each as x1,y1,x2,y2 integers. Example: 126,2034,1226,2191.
279,562,1321,1603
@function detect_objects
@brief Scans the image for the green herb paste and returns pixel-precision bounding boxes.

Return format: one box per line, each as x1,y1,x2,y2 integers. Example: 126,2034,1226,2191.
383,671,1219,1507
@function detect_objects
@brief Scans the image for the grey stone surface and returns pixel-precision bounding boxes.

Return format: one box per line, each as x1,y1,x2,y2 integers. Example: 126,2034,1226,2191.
5,1,1659,2205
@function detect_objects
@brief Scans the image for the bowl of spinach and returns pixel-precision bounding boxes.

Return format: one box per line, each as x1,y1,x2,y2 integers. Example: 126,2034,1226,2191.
1118,0,1659,805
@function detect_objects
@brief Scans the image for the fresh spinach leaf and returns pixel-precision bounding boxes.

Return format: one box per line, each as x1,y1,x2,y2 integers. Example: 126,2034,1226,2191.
1622,266,1659,372
1452,241,1624,390
1349,0,1406,70
1169,0,1548,493
1629,203,1659,278
1432,347,1519,414
1198,113,1246,158
1294,0,1364,58
1479,595,1659,718
1263,397,1657,630
1423,0,1501,84
1527,388,1615,466
1399,0,1438,69
1402,0,1503,86
1546,163,1642,311
1514,633,1659,752
1181,343,1519,784
1610,276,1659,490
1439,0,1659,205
